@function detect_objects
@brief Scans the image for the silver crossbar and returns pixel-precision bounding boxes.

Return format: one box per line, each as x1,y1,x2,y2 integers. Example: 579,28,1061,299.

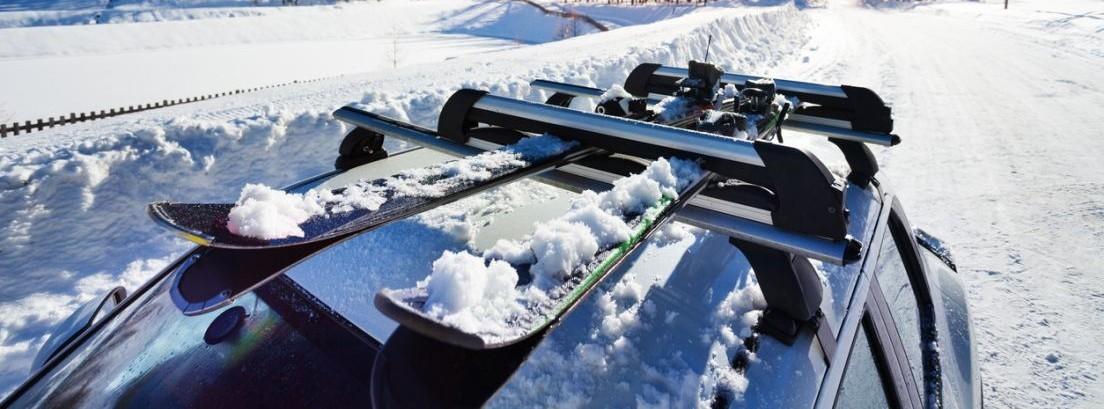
332,106,854,265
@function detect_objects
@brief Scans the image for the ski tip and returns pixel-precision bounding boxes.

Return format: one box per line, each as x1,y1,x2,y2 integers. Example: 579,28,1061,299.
373,290,489,350
147,202,216,246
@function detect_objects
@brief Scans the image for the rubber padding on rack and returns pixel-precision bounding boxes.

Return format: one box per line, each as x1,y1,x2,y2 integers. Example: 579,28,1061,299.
438,89,488,143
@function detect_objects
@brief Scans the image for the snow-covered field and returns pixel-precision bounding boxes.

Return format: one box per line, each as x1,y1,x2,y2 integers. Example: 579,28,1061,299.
1,0,1102,406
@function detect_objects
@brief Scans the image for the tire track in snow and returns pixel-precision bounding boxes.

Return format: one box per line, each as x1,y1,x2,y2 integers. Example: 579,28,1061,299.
796,3,1104,407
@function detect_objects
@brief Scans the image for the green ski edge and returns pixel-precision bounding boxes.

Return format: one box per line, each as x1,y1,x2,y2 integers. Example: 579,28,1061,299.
539,196,672,330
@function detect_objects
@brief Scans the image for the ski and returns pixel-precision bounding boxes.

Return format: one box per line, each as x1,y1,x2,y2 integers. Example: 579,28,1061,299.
375,160,713,350
148,136,601,249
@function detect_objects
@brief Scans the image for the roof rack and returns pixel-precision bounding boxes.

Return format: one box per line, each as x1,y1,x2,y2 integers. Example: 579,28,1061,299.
334,90,864,264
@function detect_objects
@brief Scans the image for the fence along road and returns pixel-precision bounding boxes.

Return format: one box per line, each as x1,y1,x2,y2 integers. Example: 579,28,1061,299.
0,76,338,138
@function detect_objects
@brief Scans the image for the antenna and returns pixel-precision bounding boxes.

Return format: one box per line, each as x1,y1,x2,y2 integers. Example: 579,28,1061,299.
704,34,714,63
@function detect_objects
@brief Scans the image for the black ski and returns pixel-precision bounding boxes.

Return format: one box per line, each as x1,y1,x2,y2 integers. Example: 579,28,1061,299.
149,140,601,249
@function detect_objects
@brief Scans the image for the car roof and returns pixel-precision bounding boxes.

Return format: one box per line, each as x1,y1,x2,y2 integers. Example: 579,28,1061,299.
286,146,886,407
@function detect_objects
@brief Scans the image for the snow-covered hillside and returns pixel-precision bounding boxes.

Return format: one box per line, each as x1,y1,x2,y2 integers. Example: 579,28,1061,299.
1,0,1103,406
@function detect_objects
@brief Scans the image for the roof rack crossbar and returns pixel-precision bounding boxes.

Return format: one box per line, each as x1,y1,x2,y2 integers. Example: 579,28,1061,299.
529,80,602,99
332,105,858,265
442,89,766,168
440,89,854,241
654,66,848,99
529,79,897,147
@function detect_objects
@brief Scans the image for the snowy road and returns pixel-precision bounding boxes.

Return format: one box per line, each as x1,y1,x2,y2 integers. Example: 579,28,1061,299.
793,2,1104,406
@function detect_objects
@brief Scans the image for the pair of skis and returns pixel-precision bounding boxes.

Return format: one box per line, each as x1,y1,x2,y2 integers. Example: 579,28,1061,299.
149,81,787,350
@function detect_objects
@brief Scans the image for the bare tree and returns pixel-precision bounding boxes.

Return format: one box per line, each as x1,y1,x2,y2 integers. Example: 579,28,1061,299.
387,29,405,69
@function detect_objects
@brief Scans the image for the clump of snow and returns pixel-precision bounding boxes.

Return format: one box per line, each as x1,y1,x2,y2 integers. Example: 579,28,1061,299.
226,184,325,239
421,251,520,332
719,83,739,101
653,95,697,122
597,156,699,215
225,134,576,240
562,203,632,247
529,220,601,286
515,156,700,288
598,84,634,103
651,223,696,245
484,238,537,266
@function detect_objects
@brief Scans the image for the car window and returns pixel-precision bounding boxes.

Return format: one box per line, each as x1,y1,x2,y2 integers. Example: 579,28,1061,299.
835,321,895,409
875,221,925,393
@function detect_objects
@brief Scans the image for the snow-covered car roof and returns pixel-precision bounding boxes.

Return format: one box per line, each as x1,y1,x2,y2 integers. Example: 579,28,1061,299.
286,146,883,406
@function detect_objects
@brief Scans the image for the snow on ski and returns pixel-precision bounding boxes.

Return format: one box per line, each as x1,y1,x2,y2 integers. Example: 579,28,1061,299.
148,134,598,249
375,158,712,350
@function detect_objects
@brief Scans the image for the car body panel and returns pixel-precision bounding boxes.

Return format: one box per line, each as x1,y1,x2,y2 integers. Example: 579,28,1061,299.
922,245,981,409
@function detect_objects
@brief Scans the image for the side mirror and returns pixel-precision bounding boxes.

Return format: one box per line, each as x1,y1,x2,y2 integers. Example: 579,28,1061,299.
914,227,956,272
31,286,127,371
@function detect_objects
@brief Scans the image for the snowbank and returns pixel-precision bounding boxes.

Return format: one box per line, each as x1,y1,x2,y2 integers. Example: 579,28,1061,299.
442,0,603,44
0,108,349,396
